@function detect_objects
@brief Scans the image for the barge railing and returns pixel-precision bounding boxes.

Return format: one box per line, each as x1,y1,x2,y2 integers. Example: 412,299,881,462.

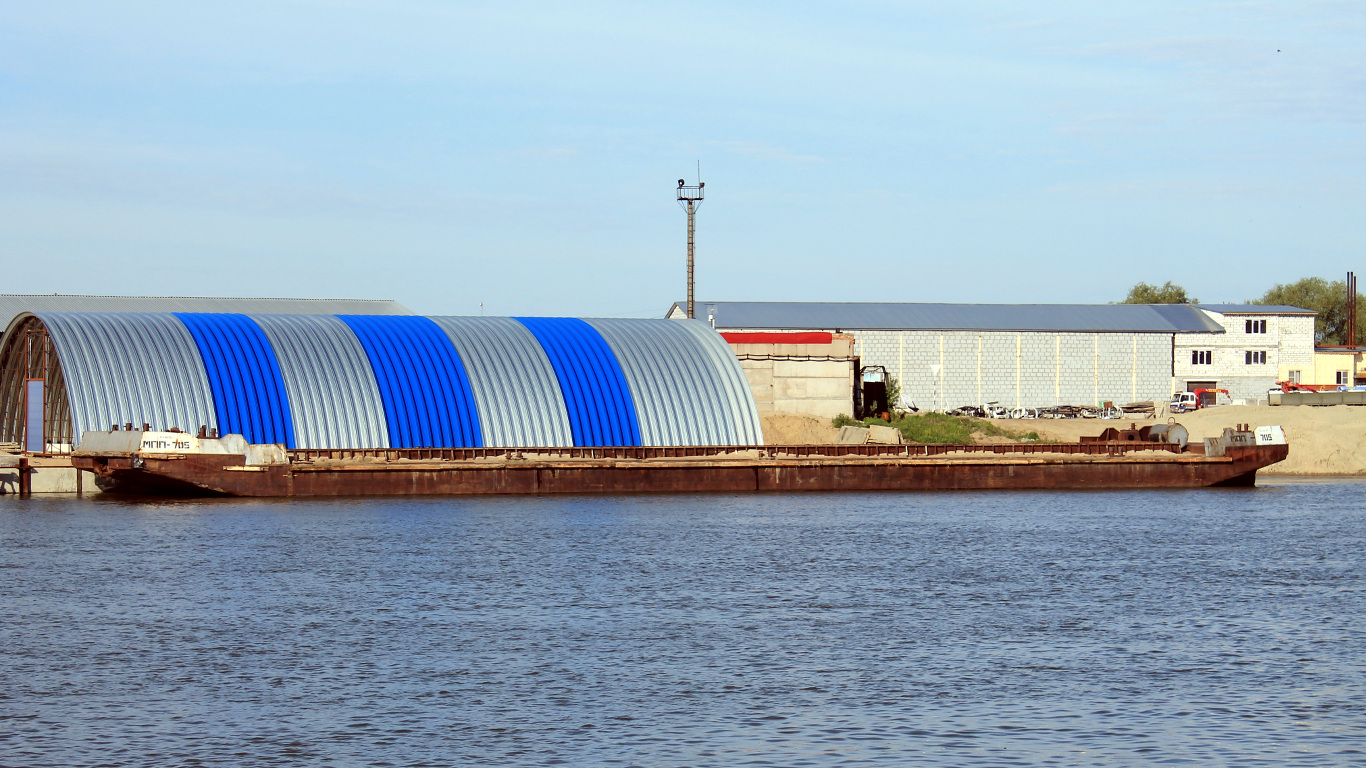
287,442,1183,463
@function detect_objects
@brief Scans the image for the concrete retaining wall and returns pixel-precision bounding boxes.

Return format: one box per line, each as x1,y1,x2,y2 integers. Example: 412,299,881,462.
731,337,855,419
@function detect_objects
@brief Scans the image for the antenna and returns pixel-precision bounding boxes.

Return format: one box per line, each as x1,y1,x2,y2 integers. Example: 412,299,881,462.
676,169,705,319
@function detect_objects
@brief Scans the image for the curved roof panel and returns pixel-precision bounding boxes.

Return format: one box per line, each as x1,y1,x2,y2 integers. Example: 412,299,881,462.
586,318,762,446
515,317,640,447
428,317,572,447
176,313,295,447
38,312,217,439
251,314,389,450
338,315,482,448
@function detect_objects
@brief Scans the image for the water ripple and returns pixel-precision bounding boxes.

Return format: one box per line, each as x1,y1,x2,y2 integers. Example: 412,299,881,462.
3,481,1365,766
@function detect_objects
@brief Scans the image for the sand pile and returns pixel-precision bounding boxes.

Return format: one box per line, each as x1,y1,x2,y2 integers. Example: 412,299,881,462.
760,412,839,445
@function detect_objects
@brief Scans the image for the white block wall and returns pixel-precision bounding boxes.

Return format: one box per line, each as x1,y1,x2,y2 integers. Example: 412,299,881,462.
850,330,1173,410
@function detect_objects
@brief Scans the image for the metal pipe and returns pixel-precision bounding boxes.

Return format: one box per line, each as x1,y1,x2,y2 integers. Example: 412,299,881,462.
687,200,696,319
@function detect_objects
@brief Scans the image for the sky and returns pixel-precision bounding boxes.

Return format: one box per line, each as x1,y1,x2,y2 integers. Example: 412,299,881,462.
1,1,1363,316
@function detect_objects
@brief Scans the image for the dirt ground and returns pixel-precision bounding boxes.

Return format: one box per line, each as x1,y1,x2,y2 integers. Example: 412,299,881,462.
762,406,1366,475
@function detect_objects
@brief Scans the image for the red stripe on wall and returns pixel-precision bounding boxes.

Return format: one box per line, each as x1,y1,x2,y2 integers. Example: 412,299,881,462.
721,332,834,344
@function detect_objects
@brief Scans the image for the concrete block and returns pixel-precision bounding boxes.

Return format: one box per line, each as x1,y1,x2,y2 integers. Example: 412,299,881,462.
868,425,902,444
772,399,851,420
775,378,853,400
30,466,79,493
773,360,852,379
836,426,869,445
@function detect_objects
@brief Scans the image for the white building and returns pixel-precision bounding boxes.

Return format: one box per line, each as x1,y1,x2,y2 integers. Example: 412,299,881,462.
670,301,1316,412
1173,305,1316,400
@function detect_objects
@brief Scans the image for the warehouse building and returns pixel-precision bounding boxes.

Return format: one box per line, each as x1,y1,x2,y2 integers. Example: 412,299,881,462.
669,301,1316,413
1,311,761,452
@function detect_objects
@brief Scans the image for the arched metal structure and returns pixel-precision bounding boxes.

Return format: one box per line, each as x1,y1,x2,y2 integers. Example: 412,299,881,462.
2,313,217,448
177,313,295,446
515,317,641,447
429,317,573,447
252,314,389,450
586,318,763,446
0,312,763,451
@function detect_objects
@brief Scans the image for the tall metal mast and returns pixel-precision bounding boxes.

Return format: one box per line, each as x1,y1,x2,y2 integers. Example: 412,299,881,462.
676,176,705,319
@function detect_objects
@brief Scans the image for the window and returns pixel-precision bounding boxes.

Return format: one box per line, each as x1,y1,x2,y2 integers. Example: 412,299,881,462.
1245,319,1267,334
1245,350,1267,365
1288,370,1301,384
1191,350,1212,365
1337,370,1350,385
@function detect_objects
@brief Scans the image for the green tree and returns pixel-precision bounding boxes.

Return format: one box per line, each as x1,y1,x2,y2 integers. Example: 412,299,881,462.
1120,281,1197,304
1254,277,1365,345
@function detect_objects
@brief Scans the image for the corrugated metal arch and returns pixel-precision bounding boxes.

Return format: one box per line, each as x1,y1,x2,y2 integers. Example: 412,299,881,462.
515,317,640,447
251,314,389,450
37,312,217,441
588,318,763,446
175,313,295,447
338,315,482,448
428,317,573,447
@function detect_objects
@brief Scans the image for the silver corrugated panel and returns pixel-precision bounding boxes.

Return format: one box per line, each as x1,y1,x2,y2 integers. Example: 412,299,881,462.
429,317,573,447
586,318,763,446
0,294,412,341
251,314,390,450
38,312,217,442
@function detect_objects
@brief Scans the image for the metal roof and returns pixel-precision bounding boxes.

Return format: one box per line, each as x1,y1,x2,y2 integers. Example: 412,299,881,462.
430,317,574,448
0,294,411,340
669,301,1226,333
516,317,641,447
38,312,218,441
588,318,763,446
340,315,483,448
252,314,390,450
1196,304,1317,316
11,312,764,449
177,313,295,446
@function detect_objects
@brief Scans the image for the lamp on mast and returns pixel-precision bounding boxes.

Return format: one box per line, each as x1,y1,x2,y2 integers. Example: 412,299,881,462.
676,176,705,319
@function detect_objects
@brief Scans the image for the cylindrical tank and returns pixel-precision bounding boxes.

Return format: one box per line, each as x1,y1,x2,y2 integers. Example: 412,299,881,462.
1148,423,1189,448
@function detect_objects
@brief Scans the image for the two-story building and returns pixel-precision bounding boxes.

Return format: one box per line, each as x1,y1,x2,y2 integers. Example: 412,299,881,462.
1173,305,1317,401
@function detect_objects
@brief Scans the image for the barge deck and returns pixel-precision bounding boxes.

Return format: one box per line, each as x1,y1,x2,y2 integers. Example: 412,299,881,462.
71,434,1290,497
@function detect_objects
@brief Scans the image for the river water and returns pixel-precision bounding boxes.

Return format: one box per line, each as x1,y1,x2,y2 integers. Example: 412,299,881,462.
3,481,1364,767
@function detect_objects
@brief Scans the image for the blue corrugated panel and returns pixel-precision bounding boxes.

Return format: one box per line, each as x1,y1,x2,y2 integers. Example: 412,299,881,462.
175,313,295,447
337,315,482,448
514,317,640,447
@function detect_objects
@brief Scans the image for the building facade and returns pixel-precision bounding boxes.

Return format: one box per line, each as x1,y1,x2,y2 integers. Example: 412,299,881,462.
1172,305,1316,401
671,301,1317,413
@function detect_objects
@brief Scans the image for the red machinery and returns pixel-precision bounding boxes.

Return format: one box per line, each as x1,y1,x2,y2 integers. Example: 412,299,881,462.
1276,380,1339,393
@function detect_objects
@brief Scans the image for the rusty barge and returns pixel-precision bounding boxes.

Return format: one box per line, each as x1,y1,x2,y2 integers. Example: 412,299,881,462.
70,426,1289,497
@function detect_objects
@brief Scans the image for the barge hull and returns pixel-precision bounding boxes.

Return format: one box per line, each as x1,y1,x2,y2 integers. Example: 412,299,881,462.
73,443,1289,497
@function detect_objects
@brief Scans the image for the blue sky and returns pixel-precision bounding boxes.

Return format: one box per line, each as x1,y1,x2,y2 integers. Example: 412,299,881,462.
2,1,1362,316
